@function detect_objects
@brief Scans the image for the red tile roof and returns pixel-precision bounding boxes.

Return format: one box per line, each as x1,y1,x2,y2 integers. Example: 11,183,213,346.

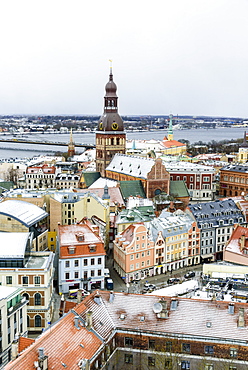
18,337,35,353
162,139,185,148
5,310,102,370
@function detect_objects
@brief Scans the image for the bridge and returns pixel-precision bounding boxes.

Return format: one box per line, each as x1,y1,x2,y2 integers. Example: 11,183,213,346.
0,137,95,150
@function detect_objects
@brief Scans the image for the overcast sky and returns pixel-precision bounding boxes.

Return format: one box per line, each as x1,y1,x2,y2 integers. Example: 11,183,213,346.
0,0,247,117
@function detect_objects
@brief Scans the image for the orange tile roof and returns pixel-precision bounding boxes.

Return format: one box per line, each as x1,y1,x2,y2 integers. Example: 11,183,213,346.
18,337,35,353
58,224,105,259
5,310,102,370
6,290,248,368
162,139,185,148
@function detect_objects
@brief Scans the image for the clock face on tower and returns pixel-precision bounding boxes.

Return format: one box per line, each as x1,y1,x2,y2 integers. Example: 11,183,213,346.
99,122,103,130
112,122,118,130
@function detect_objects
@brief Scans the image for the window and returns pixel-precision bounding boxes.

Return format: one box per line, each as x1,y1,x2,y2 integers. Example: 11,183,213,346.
125,354,133,364
34,276,40,285
34,293,41,305
230,348,237,358
125,337,133,347
165,341,172,351
182,343,191,353
6,276,12,285
74,260,79,267
84,259,88,266
91,270,95,277
65,272,70,280
205,345,214,355
165,359,172,369
149,339,155,349
34,315,42,327
91,258,94,266
181,361,190,370
65,261,70,268
98,269,101,276
148,357,155,366
229,367,237,370
98,258,101,264
205,365,213,370
22,276,28,285
74,271,79,279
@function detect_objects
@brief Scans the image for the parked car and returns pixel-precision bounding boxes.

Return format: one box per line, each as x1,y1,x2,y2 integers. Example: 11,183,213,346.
144,283,156,291
68,289,90,299
184,271,195,279
167,278,180,285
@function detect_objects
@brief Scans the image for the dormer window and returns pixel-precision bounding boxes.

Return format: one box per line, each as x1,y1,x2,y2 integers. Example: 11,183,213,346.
89,245,96,253
68,246,76,254
76,233,84,242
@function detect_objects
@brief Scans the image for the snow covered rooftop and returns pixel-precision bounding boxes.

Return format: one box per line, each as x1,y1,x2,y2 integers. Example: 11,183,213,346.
0,199,48,227
0,232,30,258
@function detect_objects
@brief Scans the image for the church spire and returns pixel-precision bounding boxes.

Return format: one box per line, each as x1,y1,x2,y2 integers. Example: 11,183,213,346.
68,128,75,157
167,114,174,141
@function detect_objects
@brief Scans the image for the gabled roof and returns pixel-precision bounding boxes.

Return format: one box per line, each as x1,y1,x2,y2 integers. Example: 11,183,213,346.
189,199,246,228
81,171,101,187
162,139,185,148
0,200,48,227
6,291,248,369
116,206,155,224
119,180,146,199
225,225,248,255
170,180,189,198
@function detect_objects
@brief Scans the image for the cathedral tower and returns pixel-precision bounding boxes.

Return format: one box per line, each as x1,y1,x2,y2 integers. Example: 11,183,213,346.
96,65,126,177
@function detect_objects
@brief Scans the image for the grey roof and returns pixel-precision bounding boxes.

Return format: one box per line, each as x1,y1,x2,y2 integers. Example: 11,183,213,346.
221,164,248,173
148,211,193,241
0,200,48,227
77,291,248,343
189,199,246,228
0,232,30,258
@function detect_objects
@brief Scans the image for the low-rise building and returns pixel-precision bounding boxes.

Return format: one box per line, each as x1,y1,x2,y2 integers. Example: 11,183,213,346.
114,223,155,282
25,164,57,190
58,221,106,293
219,164,248,198
0,286,28,368
0,232,55,334
0,199,49,251
224,224,248,266
188,199,246,262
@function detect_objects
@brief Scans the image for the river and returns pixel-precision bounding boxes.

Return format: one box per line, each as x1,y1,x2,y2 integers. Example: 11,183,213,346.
0,126,245,160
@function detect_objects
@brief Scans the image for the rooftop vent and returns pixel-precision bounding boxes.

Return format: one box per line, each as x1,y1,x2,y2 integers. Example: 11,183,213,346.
206,321,212,328
120,313,126,320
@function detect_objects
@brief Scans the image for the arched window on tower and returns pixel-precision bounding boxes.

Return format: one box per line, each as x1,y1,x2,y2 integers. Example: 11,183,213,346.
116,138,120,145
111,138,114,145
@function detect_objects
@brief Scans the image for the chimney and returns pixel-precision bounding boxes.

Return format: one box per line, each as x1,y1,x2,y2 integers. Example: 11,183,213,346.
74,316,80,330
109,291,114,303
240,235,246,251
94,292,101,305
238,308,245,327
77,289,82,304
11,333,19,360
86,311,93,330
38,348,48,370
